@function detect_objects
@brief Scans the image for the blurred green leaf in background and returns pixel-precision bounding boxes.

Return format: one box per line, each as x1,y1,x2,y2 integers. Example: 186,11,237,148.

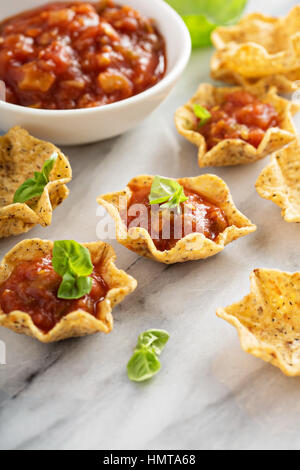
165,0,247,48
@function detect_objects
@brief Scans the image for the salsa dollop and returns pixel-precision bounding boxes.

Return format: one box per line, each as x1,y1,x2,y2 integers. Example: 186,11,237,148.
197,90,280,150
125,184,229,252
0,1,166,109
0,256,109,332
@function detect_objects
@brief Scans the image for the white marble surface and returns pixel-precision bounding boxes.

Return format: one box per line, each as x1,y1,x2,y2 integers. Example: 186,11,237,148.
0,0,300,451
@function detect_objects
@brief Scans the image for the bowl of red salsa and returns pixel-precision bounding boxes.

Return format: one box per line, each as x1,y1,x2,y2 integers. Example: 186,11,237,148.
0,0,191,144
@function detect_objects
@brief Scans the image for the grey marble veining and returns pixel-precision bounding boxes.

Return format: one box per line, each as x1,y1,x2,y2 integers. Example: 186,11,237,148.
0,0,300,451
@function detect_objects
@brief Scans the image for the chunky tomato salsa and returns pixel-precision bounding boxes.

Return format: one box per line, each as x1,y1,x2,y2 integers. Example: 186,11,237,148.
0,1,166,109
0,257,109,332
124,184,229,252
196,90,280,150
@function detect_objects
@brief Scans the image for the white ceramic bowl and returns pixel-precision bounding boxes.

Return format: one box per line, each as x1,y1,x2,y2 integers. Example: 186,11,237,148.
0,0,191,145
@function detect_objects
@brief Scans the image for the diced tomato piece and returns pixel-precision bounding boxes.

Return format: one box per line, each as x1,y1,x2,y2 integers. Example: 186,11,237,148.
247,128,265,148
18,62,55,92
46,8,75,26
236,103,279,130
98,71,132,97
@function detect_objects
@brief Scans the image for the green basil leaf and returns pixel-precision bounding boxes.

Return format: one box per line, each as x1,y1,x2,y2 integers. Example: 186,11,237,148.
137,329,170,356
193,104,211,127
13,153,58,204
42,152,58,181
127,348,161,382
52,240,93,300
13,179,46,204
57,272,93,300
127,328,170,382
52,240,93,278
33,171,47,185
160,186,187,212
149,176,181,204
149,176,188,212
165,0,247,48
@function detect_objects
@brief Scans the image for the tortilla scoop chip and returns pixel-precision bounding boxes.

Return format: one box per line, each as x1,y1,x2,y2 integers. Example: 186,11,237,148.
256,140,300,222
0,239,137,343
97,175,256,264
211,52,300,94
211,7,300,81
175,84,298,168
0,126,72,238
217,268,300,377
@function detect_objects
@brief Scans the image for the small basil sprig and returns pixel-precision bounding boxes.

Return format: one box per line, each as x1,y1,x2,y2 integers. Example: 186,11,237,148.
127,329,170,382
13,153,58,204
149,176,188,213
52,240,93,300
193,104,211,127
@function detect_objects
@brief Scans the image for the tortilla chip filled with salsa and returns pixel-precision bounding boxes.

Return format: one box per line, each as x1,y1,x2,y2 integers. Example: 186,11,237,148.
0,239,137,343
217,268,300,377
0,126,72,238
175,84,298,167
256,139,300,222
97,174,256,264
211,6,300,94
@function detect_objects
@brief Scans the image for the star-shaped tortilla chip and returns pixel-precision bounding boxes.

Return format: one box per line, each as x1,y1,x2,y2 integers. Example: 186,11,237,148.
217,268,300,377
0,126,72,238
97,174,256,264
175,84,298,167
256,140,300,222
0,239,137,343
